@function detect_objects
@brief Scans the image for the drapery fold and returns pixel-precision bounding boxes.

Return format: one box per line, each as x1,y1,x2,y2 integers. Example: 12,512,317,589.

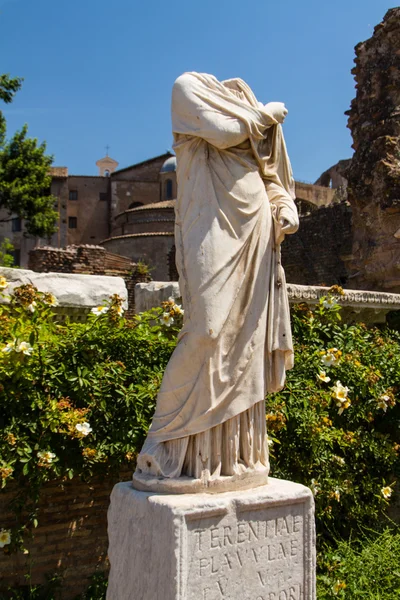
137,73,298,464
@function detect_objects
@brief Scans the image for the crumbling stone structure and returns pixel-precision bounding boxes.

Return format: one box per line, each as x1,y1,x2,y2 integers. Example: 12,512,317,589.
282,203,352,287
28,245,151,315
346,8,400,292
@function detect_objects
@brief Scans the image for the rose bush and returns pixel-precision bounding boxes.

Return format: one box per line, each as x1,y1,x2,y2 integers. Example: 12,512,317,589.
0,280,399,598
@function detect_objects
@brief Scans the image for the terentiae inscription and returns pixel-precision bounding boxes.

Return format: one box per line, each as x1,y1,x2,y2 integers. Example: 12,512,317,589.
186,506,304,600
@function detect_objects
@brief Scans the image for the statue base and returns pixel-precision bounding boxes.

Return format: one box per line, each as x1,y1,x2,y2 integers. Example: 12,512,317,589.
132,464,269,494
107,478,316,600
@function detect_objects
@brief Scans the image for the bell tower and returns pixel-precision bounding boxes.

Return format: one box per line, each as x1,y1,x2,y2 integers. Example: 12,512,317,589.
96,147,119,176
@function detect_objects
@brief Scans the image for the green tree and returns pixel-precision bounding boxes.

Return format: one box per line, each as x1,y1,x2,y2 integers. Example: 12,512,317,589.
0,74,58,238
0,237,15,267
0,73,22,147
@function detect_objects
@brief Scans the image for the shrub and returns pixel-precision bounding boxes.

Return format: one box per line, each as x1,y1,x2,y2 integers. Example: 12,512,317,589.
0,284,182,549
0,279,398,554
269,295,400,539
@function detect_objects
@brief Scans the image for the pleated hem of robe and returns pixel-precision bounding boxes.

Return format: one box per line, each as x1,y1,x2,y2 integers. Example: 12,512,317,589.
135,400,269,480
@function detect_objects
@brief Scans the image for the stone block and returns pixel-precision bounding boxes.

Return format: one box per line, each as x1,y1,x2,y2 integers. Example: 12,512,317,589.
135,280,181,313
0,267,128,311
107,478,315,600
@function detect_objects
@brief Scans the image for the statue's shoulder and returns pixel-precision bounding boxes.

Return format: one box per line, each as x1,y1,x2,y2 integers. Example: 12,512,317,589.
173,72,219,91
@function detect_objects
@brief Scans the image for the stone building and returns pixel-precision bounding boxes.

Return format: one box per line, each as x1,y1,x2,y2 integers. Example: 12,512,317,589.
2,148,350,283
102,155,177,280
0,152,173,268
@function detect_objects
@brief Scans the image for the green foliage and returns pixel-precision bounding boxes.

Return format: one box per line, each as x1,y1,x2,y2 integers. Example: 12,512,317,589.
0,126,58,237
0,239,15,267
0,571,61,599
317,526,400,598
0,284,181,549
76,572,107,600
0,73,57,238
0,74,23,147
268,293,400,539
0,279,399,599
134,260,153,278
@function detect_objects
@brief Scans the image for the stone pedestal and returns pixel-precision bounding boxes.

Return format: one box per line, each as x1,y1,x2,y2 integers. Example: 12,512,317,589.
107,478,315,600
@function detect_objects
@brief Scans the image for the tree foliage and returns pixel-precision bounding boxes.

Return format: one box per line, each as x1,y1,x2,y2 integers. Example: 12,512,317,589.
0,74,22,147
0,74,58,238
0,238,15,267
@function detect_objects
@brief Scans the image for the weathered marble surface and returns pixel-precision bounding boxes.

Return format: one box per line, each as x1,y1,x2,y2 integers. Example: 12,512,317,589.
0,267,128,309
135,281,181,313
107,478,316,600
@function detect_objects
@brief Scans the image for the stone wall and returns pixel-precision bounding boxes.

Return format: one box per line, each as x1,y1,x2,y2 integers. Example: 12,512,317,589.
29,245,114,275
110,153,172,222
66,176,111,247
282,203,353,287
346,7,400,292
0,472,129,598
102,233,175,281
27,245,148,316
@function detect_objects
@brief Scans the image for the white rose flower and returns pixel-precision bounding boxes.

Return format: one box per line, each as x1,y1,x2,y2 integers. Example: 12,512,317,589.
173,303,184,315
91,305,109,316
377,394,390,412
27,301,37,313
321,353,336,367
381,486,392,500
317,371,331,383
310,479,320,496
44,294,59,307
331,381,351,415
16,341,33,356
332,381,349,400
37,451,56,464
2,340,16,354
0,529,11,547
333,489,341,502
0,277,8,290
322,297,338,309
75,422,93,436
160,312,174,326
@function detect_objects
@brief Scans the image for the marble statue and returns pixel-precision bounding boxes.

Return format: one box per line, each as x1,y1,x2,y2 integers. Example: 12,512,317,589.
133,72,299,493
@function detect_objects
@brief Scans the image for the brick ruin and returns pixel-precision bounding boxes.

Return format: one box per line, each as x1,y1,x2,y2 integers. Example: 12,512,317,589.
346,7,400,292
28,245,151,315
0,472,129,597
282,202,352,287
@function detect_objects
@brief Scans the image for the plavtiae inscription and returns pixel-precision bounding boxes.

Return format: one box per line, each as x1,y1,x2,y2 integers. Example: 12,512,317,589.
186,505,304,600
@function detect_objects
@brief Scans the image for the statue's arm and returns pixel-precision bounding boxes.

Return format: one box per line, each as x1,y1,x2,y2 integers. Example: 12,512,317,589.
172,73,249,149
266,180,299,236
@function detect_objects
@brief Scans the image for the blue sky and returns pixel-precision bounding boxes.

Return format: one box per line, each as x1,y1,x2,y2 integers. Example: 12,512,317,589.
0,0,397,182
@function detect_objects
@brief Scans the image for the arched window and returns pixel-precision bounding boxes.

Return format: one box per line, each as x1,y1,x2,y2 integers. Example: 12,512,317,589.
129,202,143,209
165,179,173,200
104,170,110,177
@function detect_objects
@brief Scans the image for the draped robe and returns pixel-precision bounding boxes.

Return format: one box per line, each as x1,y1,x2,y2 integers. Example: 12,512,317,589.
135,72,298,480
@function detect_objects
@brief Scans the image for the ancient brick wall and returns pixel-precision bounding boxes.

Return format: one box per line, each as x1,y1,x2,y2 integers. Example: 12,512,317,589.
0,472,129,598
282,203,353,287
29,245,110,275
28,245,145,316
